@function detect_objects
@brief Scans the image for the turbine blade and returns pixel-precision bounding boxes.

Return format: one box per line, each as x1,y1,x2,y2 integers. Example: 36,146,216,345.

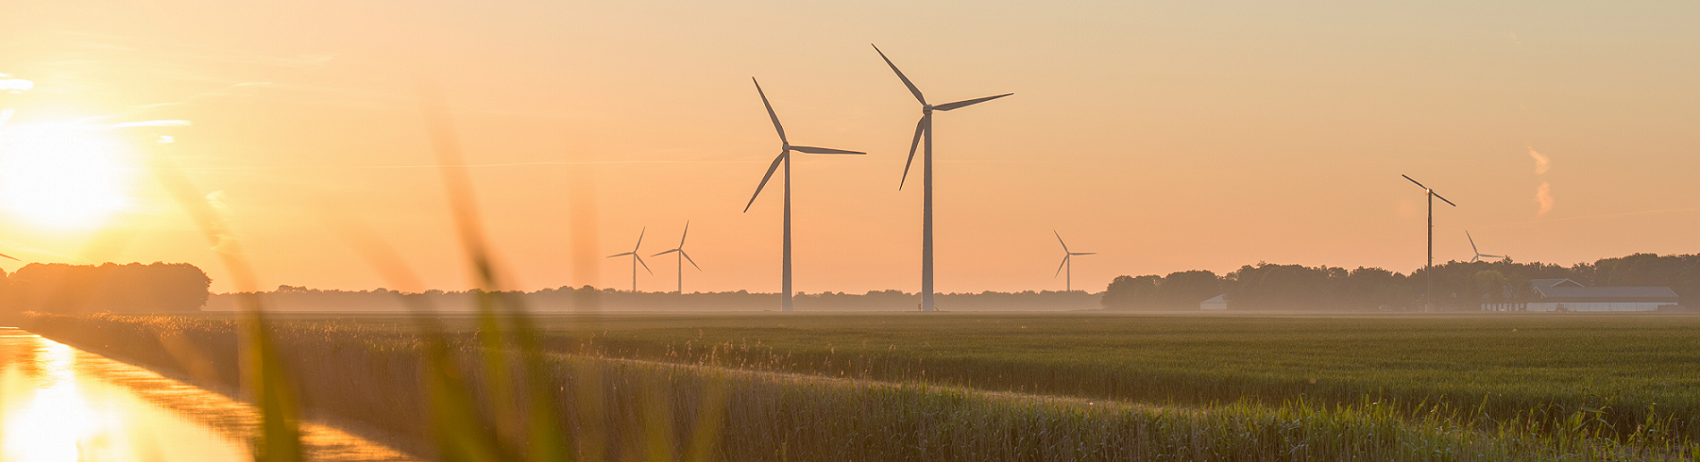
899,116,924,190
636,255,653,274
933,93,1013,112
1467,231,1479,253
871,44,926,105
680,221,690,247
1434,191,1457,207
1401,174,1428,191
653,249,680,256
743,152,787,212
1055,255,1069,277
635,227,646,251
791,145,865,155
0,252,17,261
682,251,702,270
752,77,787,144
606,252,634,258
1054,230,1069,253
1071,252,1096,256
1482,254,1505,259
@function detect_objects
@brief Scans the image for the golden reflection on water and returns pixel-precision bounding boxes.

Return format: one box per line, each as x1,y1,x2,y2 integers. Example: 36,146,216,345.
0,328,416,462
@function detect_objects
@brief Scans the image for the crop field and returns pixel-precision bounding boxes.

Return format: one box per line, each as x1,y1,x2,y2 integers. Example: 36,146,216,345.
20,311,1700,461
385,311,1700,440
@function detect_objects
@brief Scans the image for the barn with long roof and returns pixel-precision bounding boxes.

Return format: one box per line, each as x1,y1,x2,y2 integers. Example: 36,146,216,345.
1524,279,1680,312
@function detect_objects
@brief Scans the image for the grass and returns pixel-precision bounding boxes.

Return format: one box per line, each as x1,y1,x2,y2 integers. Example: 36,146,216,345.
21,311,1700,461
503,312,1700,443
184,311,1700,443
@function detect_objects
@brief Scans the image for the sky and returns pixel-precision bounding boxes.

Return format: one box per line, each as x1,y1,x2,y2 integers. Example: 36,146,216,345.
0,1,1695,294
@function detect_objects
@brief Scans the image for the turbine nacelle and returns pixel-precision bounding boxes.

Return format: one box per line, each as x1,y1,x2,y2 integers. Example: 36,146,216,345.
743,78,865,213
874,44,1013,191
1466,231,1506,263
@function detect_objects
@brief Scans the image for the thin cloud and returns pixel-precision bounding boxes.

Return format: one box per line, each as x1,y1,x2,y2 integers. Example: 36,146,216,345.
113,120,193,128
1528,147,1550,175
0,77,32,93
1535,182,1554,217
1529,146,1553,217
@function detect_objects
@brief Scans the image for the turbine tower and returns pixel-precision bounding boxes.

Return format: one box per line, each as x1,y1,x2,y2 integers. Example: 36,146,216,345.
1466,231,1505,263
1053,231,1095,292
1402,175,1456,311
605,227,652,293
652,221,701,294
742,78,865,312
873,44,1012,312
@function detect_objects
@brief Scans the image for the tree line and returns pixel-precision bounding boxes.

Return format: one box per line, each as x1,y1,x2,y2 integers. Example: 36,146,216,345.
206,286,1103,312
1,262,212,314
1102,253,1700,310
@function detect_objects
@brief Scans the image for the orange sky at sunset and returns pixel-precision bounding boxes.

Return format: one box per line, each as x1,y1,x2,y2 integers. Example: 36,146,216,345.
0,1,1695,294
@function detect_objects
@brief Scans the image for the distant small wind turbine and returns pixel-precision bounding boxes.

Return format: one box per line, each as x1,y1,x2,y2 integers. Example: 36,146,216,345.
742,78,865,312
1402,174,1456,310
1053,231,1095,292
873,44,1013,312
651,221,701,295
606,227,652,293
1466,231,1505,263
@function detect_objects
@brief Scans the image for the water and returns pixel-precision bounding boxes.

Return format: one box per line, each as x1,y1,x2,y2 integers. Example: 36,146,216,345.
0,327,417,462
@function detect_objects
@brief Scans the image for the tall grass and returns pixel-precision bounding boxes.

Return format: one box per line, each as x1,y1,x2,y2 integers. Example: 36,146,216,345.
26,312,1698,461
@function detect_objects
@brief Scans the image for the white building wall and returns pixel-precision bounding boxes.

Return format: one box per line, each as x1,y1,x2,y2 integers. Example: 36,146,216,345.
1526,302,1664,312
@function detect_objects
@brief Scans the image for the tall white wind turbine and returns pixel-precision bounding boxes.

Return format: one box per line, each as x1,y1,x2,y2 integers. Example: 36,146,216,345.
1467,231,1505,263
651,221,701,295
873,44,1012,312
1053,231,1095,292
742,78,865,312
1402,174,1456,310
606,227,652,293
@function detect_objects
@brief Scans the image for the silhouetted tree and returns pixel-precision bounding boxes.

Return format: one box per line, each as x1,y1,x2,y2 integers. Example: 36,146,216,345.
3,262,211,313
1100,275,1162,309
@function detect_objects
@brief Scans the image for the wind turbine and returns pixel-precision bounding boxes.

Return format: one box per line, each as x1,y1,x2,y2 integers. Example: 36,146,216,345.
606,227,652,293
1053,231,1095,292
742,78,865,312
873,44,1012,312
1402,174,1456,311
1466,231,1505,263
651,221,701,295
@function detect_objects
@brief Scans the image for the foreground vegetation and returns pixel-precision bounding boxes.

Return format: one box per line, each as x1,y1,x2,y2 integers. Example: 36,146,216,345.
19,312,1700,461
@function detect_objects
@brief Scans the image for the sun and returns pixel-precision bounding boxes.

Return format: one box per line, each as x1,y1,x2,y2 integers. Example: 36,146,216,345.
0,123,135,229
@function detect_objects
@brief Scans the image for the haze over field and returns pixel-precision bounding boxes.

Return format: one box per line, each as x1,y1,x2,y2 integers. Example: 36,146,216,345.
0,1,1696,294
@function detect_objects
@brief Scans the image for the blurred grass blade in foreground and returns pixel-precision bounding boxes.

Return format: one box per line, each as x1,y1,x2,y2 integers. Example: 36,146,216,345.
153,156,303,462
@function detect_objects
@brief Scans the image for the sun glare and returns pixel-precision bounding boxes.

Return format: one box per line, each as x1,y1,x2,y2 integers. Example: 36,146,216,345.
0,123,134,229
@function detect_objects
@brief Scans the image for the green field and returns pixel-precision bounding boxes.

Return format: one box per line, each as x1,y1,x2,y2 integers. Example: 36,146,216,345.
448,312,1700,438
21,311,1700,461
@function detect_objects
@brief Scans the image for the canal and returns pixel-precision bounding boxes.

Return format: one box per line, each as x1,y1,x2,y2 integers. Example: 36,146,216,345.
0,327,417,461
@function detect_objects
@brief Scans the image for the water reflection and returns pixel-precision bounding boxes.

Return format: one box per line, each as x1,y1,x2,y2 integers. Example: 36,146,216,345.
0,328,416,461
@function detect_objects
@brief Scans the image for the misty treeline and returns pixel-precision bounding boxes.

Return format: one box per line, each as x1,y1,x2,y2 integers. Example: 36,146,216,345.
0,262,211,314
1103,253,1700,310
204,286,1102,312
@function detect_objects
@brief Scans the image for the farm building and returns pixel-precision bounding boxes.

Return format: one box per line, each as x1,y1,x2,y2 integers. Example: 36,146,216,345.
1200,294,1228,310
1522,279,1680,312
